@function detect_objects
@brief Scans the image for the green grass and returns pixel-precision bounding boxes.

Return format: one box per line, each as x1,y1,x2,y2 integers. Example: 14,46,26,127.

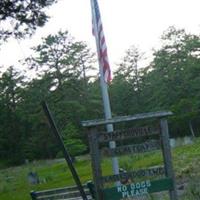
0,158,92,200
1,138,200,200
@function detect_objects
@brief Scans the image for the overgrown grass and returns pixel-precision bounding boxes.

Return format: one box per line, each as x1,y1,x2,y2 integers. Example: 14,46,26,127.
1,138,200,200
0,158,92,200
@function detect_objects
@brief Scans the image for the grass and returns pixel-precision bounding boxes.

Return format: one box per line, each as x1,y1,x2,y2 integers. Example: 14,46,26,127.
0,158,92,200
1,137,200,200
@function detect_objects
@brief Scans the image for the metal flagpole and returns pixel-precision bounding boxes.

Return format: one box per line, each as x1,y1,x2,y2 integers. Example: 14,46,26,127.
90,0,119,177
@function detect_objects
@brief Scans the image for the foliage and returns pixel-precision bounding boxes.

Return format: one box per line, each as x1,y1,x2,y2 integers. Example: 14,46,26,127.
0,0,56,42
111,26,200,137
0,30,100,165
62,122,87,157
1,26,200,165
110,46,145,115
26,31,96,88
0,67,26,164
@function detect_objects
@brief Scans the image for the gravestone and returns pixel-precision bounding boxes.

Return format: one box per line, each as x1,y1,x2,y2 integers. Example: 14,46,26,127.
183,136,193,145
170,138,176,148
28,172,39,184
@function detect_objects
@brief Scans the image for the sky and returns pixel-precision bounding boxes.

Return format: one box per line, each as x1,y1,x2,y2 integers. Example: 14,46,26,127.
1,0,200,73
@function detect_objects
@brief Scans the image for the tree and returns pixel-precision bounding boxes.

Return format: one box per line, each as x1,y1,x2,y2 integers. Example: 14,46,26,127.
0,31,100,165
62,122,87,159
25,30,97,128
0,66,26,164
141,26,200,136
0,66,25,110
0,0,57,42
26,31,95,90
19,73,58,160
20,31,98,159
110,46,145,115
171,98,198,137
142,27,194,109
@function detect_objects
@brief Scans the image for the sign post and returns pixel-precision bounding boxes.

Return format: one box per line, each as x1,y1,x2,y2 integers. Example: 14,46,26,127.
82,111,178,200
160,118,178,199
88,127,103,200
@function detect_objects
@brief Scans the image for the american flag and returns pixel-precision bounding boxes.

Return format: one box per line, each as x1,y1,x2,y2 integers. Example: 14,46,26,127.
92,0,111,83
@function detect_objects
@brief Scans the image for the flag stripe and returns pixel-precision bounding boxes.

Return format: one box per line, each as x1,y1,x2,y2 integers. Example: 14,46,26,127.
92,0,111,83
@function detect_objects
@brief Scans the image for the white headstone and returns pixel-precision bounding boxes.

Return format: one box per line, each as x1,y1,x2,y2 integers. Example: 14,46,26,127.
170,138,176,148
184,136,193,145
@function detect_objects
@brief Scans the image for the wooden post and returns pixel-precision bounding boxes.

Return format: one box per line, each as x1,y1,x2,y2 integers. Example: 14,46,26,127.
42,102,88,200
88,127,103,200
82,111,177,199
30,191,37,200
160,118,178,200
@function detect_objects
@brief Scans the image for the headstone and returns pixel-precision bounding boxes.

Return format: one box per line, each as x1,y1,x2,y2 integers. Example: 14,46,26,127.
28,172,39,184
175,138,182,146
5,175,14,183
184,136,193,145
170,138,176,148
25,159,29,165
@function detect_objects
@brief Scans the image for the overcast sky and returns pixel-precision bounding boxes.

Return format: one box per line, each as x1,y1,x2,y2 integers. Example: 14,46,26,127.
1,0,200,72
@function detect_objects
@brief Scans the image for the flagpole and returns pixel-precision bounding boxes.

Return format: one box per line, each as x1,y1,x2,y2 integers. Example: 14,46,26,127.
90,0,119,178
